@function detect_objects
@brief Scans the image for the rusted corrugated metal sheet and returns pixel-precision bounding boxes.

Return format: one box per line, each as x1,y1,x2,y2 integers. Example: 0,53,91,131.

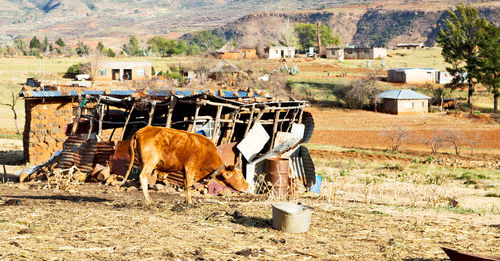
57,135,97,173
302,111,314,143
216,142,238,166
94,142,115,167
299,146,316,187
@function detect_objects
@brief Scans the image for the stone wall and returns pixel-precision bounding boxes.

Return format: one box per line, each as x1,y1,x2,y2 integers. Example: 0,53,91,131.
23,99,76,164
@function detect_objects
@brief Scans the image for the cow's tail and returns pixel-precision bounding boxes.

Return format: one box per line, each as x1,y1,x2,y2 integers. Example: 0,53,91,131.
120,134,137,186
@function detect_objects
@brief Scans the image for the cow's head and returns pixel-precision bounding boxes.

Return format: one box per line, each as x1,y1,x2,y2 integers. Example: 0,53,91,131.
219,165,249,192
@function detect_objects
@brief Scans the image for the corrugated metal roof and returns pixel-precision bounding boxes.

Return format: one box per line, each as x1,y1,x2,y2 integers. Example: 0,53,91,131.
391,68,439,72
378,89,431,100
21,90,259,99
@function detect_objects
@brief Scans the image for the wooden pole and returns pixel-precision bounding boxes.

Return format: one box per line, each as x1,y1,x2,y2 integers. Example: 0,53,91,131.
242,105,255,138
120,104,135,141
269,108,281,150
189,105,200,133
71,95,83,135
298,106,304,123
98,104,105,137
166,96,177,128
148,101,156,126
86,116,93,142
227,109,240,143
211,105,223,143
287,108,299,132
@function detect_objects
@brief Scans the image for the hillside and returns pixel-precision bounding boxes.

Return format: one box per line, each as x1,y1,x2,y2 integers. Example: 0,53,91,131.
0,0,341,45
0,0,499,48
205,4,500,49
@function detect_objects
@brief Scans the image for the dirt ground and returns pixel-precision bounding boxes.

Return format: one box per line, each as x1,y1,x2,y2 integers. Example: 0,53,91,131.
0,183,498,260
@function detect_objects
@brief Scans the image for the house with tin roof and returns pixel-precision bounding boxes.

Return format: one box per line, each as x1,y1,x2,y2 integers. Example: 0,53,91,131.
376,89,431,115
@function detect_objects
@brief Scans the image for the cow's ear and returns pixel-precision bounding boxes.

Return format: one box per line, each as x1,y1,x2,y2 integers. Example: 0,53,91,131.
222,172,233,180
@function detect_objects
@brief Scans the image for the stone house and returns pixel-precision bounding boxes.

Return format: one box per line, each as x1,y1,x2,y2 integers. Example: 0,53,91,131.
396,43,423,49
377,89,431,115
93,61,152,81
266,46,296,59
214,44,257,59
326,47,387,60
387,68,446,84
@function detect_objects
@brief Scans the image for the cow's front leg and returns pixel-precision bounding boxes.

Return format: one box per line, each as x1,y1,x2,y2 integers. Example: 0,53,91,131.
184,170,195,204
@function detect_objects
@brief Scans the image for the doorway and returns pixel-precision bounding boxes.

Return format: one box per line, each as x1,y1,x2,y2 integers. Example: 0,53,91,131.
123,69,132,80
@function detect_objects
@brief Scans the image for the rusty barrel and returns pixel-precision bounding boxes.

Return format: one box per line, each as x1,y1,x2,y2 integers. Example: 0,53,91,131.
265,158,289,197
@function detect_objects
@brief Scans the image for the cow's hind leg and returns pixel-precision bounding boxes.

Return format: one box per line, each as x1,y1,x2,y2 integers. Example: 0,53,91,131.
139,154,159,204
184,168,195,205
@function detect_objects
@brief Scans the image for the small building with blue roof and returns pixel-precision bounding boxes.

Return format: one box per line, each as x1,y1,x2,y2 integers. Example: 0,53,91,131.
377,89,431,115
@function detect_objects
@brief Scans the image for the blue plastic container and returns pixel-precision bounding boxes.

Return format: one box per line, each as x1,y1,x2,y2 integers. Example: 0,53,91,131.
309,175,322,194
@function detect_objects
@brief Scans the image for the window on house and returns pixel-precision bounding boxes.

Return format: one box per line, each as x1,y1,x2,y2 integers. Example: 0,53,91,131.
275,50,279,54
422,101,425,107
347,50,353,54
331,50,335,55
404,102,414,109
137,68,145,76
363,49,369,54
99,69,106,76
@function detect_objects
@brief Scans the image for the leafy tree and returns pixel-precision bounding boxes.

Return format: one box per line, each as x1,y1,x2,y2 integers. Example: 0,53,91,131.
437,3,488,105
13,39,28,55
29,36,41,50
122,36,142,56
55,37,65,48
186,43,201,55
147,36,169,56
294,22,340,51
42,35,49,52
75,41,90,56
97,41,105,52
191,31,225,51
477,22,500,113
294,23,316,50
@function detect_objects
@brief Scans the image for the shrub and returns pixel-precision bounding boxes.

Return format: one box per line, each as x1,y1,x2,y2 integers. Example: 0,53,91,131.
66,63,82,74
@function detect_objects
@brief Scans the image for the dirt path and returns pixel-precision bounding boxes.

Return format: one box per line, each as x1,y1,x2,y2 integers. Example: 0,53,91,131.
0,183,498,260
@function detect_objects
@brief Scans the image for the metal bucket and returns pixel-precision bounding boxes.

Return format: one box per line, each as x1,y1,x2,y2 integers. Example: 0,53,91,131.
265,158,289,197
272,203,312,233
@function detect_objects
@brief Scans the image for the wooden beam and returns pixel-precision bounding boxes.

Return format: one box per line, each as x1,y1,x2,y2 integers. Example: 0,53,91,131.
165,96,177,128
243,105,255,138
211,105,223,143
148,101,157,126
188,105,200,132
71,95,83,135
120,104,135,141
227,110,240,143
269,107,281,150
98,104,105,137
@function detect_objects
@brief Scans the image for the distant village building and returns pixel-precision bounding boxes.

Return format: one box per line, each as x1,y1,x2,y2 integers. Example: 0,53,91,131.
266,46,296,59
396,43,424,49
213,44,257,59
377,89,431,115
387,68,451,84
208,61,246,82
93,61,152,81
326,47,387,60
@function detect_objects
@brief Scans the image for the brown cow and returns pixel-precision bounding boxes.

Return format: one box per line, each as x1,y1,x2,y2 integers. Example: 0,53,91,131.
122,126,249,204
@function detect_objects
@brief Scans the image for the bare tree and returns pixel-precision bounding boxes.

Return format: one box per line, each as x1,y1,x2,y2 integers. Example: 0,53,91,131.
80,48,104,85
279,19,299,47
345,68,382,109
379,125,410,152
464,131,482,156
0,86,20,134
443,127,463,155
421,129,448,155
